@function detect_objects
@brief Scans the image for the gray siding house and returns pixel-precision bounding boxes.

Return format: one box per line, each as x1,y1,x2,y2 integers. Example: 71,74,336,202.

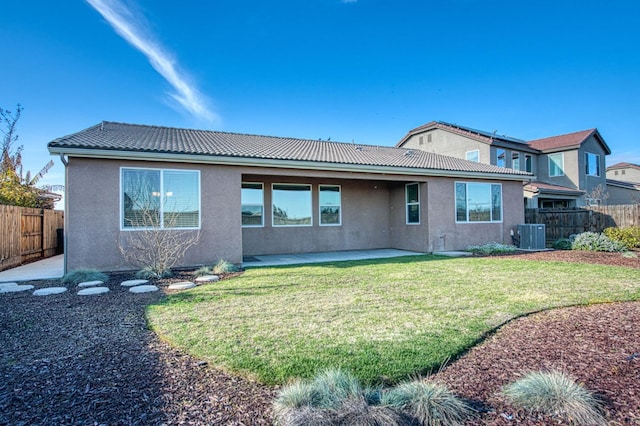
48,121,531,272
397,121,612,208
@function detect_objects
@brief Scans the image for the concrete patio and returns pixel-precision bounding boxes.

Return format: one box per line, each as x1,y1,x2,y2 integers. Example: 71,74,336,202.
242,248,426,268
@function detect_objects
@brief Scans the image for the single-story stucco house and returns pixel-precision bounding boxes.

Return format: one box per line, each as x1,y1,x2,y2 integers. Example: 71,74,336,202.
48,121,533,272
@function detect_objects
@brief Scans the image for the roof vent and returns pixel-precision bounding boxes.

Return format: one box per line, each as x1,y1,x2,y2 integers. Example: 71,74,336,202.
404,150,414,157
355,145,362,151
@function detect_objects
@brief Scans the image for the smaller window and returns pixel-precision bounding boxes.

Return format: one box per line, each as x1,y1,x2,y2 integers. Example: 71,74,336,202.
524,154,533,173
512,152,520,170
585,152,600,176
241,182,264,227
427,134,432,143
496,149,506,168
419,136,424,145
615,170,619,175
319,185,341,226
406,183,420,224
549,153,564,177
622,170,626,175
466,150,479,163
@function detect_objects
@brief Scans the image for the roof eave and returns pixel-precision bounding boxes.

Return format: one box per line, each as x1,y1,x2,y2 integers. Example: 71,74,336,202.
49,146,532,182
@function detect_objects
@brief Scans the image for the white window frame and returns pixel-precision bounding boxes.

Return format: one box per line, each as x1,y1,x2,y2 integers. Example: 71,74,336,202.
405,183,420,225
548,153,565,177
319,184,342,226
466,150,480,163
241,182,264,227
585,152,600,177
272,183,313,227
512,152,520,171
120,167,201,231
496,148,506,168
455,181,503,223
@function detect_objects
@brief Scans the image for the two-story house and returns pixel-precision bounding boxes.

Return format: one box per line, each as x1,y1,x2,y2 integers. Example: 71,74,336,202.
397,121,611,208
605,162,640,204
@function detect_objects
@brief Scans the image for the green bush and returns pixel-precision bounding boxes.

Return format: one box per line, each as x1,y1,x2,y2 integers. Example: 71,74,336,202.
571,232,627,252
466,242,517,255
212,259,241,274
61,268,108,285
603,226,640,249
135,266,172,279
552,238,573,250
502,370,605,425
381,380,472,426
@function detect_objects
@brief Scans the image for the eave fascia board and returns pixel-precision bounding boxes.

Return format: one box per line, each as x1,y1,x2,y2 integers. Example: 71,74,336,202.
48,147,533,182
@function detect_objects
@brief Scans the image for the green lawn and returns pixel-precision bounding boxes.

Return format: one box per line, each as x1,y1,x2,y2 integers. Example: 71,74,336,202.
146,255,640,385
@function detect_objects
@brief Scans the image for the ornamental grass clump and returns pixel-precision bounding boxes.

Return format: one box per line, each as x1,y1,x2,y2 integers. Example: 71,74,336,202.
212,259,241,274
61,268,109,285
380,380,472,426
135,266,172,279
571,231,627,252
466,242,517,255
502,370,606,425
194,266,213,277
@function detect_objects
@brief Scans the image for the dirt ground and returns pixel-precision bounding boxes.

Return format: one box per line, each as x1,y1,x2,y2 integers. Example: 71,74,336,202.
0,251,638,425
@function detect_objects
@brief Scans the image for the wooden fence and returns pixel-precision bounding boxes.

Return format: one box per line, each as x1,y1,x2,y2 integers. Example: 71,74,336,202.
525,204,640,243
0,205,64,272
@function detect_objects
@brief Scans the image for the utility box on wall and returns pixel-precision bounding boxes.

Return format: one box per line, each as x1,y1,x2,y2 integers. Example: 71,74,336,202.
517,224,546,250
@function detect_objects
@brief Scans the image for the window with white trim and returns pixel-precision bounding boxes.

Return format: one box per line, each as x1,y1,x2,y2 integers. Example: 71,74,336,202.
466,150,479,162
455,182,502,222
241,182,264,227
524,154,533,173
549,153,564,177
121,168,200,229
512,152,520,170
272,184,312,226
496,149,506,168
406,183,420,224
585,152,600,176
319,185,341,226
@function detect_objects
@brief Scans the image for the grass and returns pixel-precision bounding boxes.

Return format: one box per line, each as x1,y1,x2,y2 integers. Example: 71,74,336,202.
146,255,640,385
502,370,606,425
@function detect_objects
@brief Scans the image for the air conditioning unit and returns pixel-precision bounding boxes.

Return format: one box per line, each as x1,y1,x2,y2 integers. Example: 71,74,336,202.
517,224,546,250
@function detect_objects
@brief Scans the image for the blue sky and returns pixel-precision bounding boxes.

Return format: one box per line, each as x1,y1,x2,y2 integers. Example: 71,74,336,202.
2,0,639,198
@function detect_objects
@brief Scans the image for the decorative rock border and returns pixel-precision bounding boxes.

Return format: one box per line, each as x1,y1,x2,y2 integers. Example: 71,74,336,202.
0,283,35,293
121,279,149,287
195,275,219,283
78,280,104,288
33,287,68,296
78,287,110,296
129,285,159,294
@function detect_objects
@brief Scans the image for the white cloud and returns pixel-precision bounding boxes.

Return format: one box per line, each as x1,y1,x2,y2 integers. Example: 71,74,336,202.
86,0,218,123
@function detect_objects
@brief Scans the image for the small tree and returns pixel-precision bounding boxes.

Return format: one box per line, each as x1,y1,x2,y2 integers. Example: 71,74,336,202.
118,180,200,277
0,104,63,208
585,184,609,206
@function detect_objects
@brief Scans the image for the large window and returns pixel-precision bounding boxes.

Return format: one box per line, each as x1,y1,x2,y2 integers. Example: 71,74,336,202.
456,182,502,222
549,153,564,177
241,182,264,227
466,150,479,163
406,183,420,224
496,149,506,168
121,168,200,229
585,152,600,176
319,185,341,226
272,184,312,226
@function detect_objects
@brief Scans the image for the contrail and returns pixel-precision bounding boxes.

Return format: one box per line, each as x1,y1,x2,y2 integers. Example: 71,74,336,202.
86,0,217,122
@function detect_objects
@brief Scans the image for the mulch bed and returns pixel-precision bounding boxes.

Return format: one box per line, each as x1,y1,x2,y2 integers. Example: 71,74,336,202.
0,251,638,425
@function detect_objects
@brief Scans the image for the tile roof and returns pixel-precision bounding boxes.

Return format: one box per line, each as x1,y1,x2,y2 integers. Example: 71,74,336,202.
523,181,584,195
606,162,640,171
48,121,532,178
396,121,532,150
606,179,640,189
527,129,609,153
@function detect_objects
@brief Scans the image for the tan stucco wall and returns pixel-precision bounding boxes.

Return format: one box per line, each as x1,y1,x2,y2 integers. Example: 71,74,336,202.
403,129,491,163
241,175,393,255
607,167,640,183
388,182,430,252
66,157,243,271
425,178,524,251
